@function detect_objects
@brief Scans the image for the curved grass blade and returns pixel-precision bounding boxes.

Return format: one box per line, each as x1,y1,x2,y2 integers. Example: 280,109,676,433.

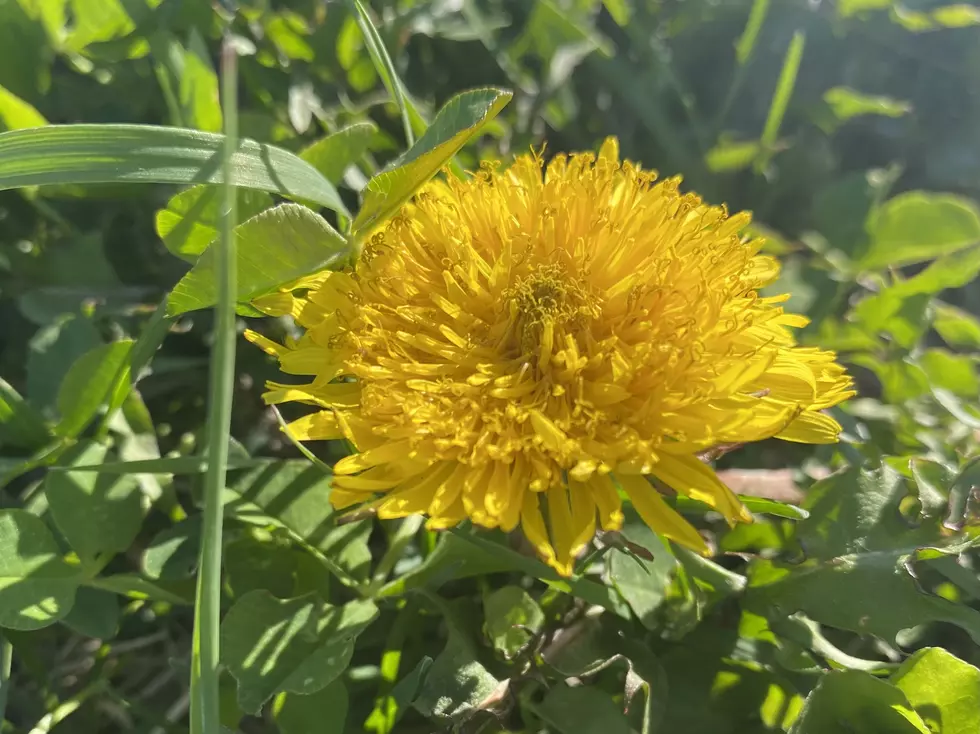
0,124,347,215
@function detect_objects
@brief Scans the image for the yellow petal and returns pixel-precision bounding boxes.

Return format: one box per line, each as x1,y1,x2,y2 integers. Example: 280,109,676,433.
776,410,842,444
617,473,710,555
334,439,415,475
649,453,752,524
520,491,557,569
586,473,624,531
284,411,343,441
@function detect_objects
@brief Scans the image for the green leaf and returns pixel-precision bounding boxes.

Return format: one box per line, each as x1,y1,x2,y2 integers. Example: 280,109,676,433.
143,516,202,580
275,681,348,734
167,203,352,316
351,87,512,237
919,349,978,397
608,513,678,630
156,185,273,261
789,670,930,734
299,122,377,183
676,494,809,520
483,586,544,659
220,590,377,714
0,125,347,214
861,192,980,269
891,647,980,734
823,87,911,122
154,30,222,133
61,454,263,475
45,441,143,570
55,340,134,438
0,509,81,631
704,139,760,172
61,586,120,639
223,460,371,585
839,0,893,17
0,377,50,451
532,683,632,734
225,534,298,599
413,600,504,725
0,82,47,131
26,314,102,414
934,303,980,348
746,463,980,645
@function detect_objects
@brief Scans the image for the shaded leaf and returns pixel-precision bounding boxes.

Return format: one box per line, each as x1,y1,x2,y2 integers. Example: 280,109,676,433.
45,441,143,570
55,340,134,438
88,573,193,605
0,377,50,451
220,590,377,714
299,122,377,183
143,516,202,580
533,684,631,734
167,203,352,316
62,586,120,639
608,512,678,630
275,681,348,734
351,87,512,237
483,585,544,658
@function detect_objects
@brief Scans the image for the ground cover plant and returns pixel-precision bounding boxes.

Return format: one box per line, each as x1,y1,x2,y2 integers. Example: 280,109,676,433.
1,0,980,732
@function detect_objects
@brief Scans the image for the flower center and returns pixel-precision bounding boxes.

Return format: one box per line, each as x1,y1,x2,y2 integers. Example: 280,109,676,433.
506,263,600,356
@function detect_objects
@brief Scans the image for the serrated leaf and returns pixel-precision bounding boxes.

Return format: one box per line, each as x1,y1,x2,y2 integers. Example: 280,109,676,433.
891,647,980,734
0,509,81,630
300,122,377,183
156,185,273,261
55,340,134,438
861,192,980,269
220,590,377,714
167,203,352,316
789,670,929,734
351,87,512,237
0,124,347,214
45,441,143,570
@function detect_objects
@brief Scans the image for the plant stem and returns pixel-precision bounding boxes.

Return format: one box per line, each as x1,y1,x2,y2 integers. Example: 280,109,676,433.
189,36,238,734
0,632,11,723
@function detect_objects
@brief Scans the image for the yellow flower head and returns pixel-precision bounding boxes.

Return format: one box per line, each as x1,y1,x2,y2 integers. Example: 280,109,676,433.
246,138,854,576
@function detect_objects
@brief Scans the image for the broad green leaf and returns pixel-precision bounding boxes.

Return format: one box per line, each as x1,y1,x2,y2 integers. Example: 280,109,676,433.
275,681,348,734
167,203,352,316
705,139,760,172
532,684,631,734
483,586,544,659
143,516,202,580
45,441,143,570
220,590,377,714
608,512,678,630
0,125,347,214
0,377,50,451
789,670,929,734
861,192,980,269
154,30,222,133
223,459,371,584
88,573,193,605
64,0,138,52
0,509,81,630
299,122,377,183
55,339,133,438
918,349,978,397
351,87,512,237
413,600,503,725
891,647,980,734
26,314,102,414
155,185,273,261
225,534,298,599
934,303,980,348
62,586,120,639
0,82,47,131
823,87,911,122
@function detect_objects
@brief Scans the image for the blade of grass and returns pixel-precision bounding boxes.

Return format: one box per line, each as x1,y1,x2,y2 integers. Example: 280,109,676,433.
189,37,238,734
713,0,772,135
0,633,11,723
346,0,416,146
756,30,805,171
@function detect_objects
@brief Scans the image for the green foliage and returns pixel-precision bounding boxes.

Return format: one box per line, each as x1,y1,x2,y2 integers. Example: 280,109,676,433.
0,1,979,733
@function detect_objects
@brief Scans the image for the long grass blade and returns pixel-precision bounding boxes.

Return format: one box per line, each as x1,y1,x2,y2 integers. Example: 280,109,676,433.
189,36,239,734
757,30,806,170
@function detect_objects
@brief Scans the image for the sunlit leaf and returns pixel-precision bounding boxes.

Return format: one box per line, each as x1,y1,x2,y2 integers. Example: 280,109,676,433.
892,647,980,734
299,122,377,183
351,87,512,237
55,339,134,438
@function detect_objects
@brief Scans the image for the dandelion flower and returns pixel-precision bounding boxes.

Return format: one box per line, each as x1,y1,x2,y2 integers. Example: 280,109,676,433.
246,138,854,576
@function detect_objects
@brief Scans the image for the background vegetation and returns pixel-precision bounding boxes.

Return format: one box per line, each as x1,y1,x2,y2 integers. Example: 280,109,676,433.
1,0,980,732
